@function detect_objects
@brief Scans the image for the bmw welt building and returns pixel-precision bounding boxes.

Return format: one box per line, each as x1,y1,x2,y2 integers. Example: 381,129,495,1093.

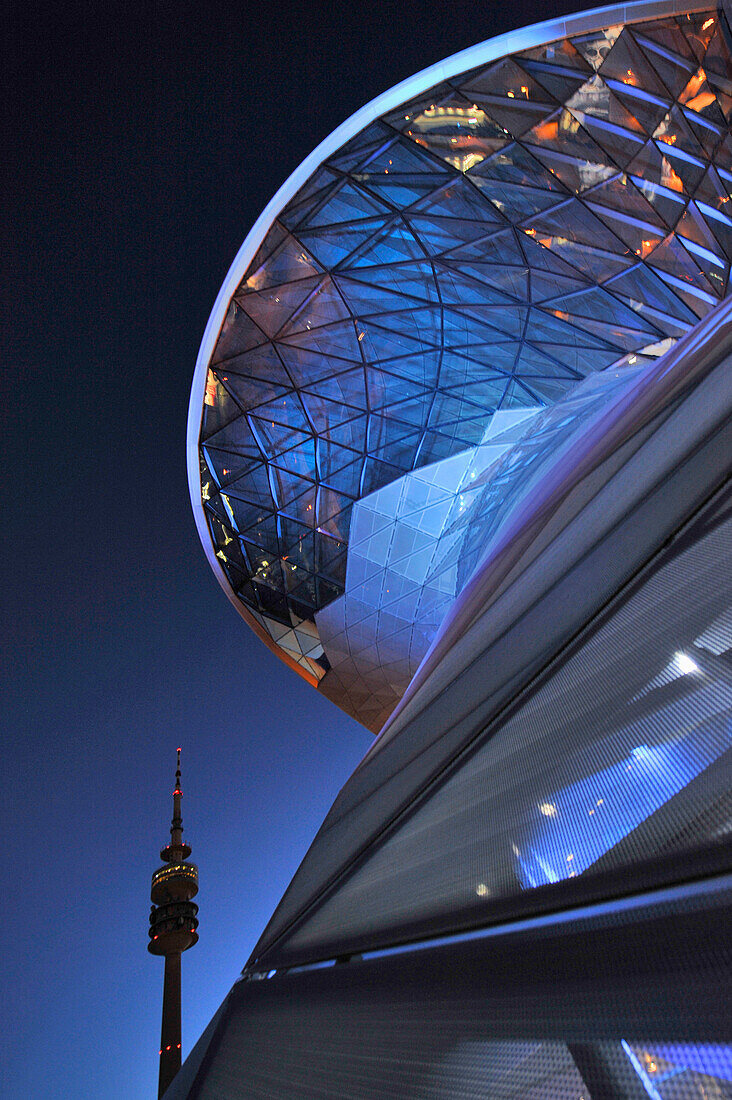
172,2,732,1095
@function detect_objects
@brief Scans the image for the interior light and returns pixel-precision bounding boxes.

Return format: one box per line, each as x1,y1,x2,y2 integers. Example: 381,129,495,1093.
674,651,700,675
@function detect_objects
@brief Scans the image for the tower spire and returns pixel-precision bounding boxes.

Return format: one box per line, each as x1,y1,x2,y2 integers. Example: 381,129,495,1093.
149,748,199,1098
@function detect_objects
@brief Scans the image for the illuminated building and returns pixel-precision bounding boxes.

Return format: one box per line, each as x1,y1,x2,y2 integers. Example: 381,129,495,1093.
149,750,199,1099
172,1,732,1096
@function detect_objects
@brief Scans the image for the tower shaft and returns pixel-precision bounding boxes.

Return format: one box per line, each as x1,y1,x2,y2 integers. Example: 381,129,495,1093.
159,952,182,1097
149,748,198,1099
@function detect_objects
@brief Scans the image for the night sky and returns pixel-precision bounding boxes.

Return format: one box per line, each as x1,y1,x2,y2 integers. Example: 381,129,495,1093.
5,1,599,1095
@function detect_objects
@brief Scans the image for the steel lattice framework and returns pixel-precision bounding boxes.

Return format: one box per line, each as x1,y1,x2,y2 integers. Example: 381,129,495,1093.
191,4,732,728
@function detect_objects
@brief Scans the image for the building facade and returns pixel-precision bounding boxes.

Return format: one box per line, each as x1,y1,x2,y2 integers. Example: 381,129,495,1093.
174,2,732,1095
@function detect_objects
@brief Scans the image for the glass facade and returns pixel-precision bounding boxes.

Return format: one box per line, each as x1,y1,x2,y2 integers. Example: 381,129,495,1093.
195,7,732,728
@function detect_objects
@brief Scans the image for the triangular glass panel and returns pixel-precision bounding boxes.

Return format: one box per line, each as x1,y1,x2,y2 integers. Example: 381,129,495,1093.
464,96,553,140
585,201,666,258
282,276,351,334
603,85,669,139
700,23,732,82
631,20,698,67
627,173,687,230
459,57,555,103
518,58,589,101
676,200,725,255
525,309,617,347
200,370,243,439
346,221,426,267
366,367,431,410
443,345,518,378
517,38,591,72
279,165,342,220
301,391,365,429
565,74,647,132
318,460,362,508
211,302,268,364
274,437,318,480
542,310,644,351
406,214,503,255
528,268,592,301
370,435,421,470
449,259,528,299
401,96,513,170
443,377,508,409
277,318,362,362
337,259,437,301
523,198,628,252
499,378,541,409
203,445,263,488
519,376,577,402
412,174,507,222
442,226,526,266
697,202,732,265
572,113,647,170
360,137,449,177
333,273,427,314
240,234,323,293
359,318,438,361
572,26,623,72
201,413,259,455
682,108,724,159
269,466,317,515
470,177,570,221
235,276,321,338
380,349,442,388
583,172,670,228
300,368,367,410
653,104,707,160
545,286,660,333
513,345,582,379
325,122,394,172
526,108,616,172
470,142,568,192
695,165,732,213
599,27,672,101
215,370,290,413
241,512,280,555
277,346,361,390
629,30,695,99
217,342,292,387
646,231,719,295
679,66,727,127
316,439,363,482
297,219,392,270
382,84,459,130
436,265,514,308
255,392,311,433
249,417,311,458
281,532,317,576
303,179,391,227
443,303,526,342
361,456,407,496
225,464,276,510
533,342,619,372
242,222,288,288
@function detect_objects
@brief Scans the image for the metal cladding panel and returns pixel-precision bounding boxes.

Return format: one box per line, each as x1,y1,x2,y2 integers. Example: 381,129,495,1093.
245,297,732,969
189,1,732,728
169,877,732,1098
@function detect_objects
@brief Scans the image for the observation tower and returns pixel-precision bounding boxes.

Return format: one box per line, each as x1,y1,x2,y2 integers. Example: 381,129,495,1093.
148,749,199,1099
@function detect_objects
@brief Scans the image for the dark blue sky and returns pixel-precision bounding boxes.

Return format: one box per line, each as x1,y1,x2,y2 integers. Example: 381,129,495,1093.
4,0,595,1095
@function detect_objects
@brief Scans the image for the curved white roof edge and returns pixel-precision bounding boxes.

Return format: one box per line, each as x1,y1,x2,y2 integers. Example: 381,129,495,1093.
186,0,715,629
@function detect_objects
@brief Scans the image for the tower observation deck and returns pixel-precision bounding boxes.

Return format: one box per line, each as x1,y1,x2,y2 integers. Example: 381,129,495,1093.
148,749,199,1098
